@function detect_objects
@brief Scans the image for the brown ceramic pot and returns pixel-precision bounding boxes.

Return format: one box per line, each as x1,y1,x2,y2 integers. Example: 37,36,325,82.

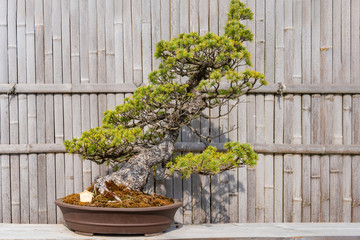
55,199,182,236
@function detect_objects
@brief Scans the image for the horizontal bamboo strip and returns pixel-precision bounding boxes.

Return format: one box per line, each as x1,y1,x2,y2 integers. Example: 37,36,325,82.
1,143,360,155
0,83,138,94
1,83,360,94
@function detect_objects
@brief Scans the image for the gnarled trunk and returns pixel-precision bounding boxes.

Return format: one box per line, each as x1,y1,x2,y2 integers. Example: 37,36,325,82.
93,131,178,195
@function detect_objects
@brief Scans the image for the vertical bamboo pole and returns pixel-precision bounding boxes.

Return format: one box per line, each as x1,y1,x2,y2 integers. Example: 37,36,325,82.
330,95,343,222
320,0,332,222
328,0,343,223
151,0,160,198
246,94,256,223
310,0,321,222
132,0,142,85
0,3,10,218
70,0,83,194
264,0,275,223
237,95,247,223
44,0,55,224
311,95,321,222
54,0,66,223
97,0,108,177
0,95,10,223
185,0,196,225
190,0,201,220
283,95,293,222
17,0,29,223
114,0,123,84
141,0,151,85
301,0,312,223
351,0,360,223
35,0,47,223
341,0,352,223
351,0,360,85
229,100,238,223
7,0,20,224
26,0,37,223
342,96,352,222
292,0,302,223
219,0,231,223
302,95,311,222
274,0,284,223
123,0,133,83
80,0,91,189
245,0,255,223
88,0,99,183
105,0,115,125
62,0,74,198
352,96,360,221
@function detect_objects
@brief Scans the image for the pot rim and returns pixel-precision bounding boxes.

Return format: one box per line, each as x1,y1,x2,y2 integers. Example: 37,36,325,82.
55,198,183,212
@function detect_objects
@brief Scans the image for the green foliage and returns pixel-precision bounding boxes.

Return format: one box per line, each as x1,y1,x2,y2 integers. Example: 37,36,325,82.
65,0,265,173
166,142,258,178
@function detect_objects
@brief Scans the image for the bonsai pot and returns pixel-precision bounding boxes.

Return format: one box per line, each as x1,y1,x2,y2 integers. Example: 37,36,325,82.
55,199,182,236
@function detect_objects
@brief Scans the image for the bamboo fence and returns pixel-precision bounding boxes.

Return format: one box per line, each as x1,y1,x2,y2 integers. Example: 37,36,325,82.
0,0,360,224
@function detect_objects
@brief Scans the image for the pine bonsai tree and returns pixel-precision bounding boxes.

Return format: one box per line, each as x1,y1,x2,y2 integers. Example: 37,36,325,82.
65,0,266,196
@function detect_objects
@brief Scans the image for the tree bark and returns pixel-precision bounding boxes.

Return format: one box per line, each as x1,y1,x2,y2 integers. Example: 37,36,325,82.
93,131,178,194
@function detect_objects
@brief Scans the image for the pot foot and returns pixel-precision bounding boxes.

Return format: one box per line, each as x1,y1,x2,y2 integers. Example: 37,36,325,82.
145,232,163,237
75,231,94,236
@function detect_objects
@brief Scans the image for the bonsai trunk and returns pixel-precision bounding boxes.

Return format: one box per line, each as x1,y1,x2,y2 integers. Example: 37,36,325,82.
93,131,178,195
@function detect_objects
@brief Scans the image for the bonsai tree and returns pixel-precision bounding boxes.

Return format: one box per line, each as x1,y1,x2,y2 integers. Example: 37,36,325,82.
65,0,266,198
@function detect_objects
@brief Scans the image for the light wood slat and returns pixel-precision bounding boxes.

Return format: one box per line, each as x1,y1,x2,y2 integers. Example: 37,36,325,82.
246,94,256,222
237,95,247,223
53,0,64,224
16,1,30,223
19,94,29,223
274,0,284,223
343,95,352,222
1,96,11,223
25,0,36,224
312,0,320,84
311,94,322,222
264,95,274,223
320,95,333,222
62,0,74,198
123,0,133,83
151,0,160,71
283,154,293,222
141,0,151,84
255,94,265,223
105,0,116,176
351,0,360,84
114,0,124,84
228,100,238,223
96,0,108,175
284,0,293,84
105,0,114,84
302,95,311,222
353,96,360,221
132,0,142,85
7,0,19,224
10,96,20,223
283,94,293,222
0,0,8,86
292,94,302,223
44,0,55,224
70,0,82,195
329,96,343,222
34,0,47,224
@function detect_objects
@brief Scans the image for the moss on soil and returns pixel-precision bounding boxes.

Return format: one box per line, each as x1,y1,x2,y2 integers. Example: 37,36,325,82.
62,181,174,208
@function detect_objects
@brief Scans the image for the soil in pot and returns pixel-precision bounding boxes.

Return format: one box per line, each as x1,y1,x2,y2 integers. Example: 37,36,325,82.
62,180,174,208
